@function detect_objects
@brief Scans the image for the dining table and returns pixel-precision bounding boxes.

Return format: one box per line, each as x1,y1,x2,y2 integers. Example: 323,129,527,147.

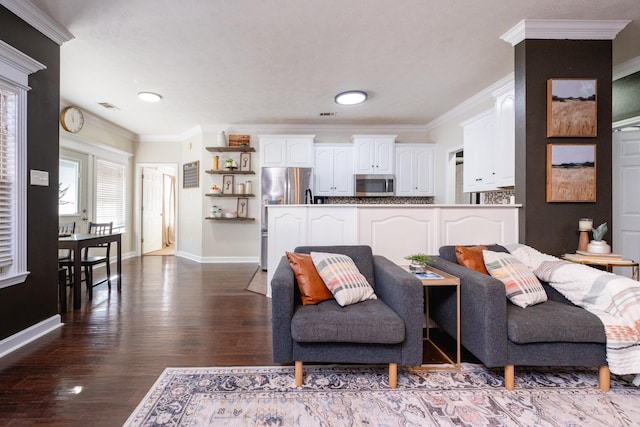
58,232,122,310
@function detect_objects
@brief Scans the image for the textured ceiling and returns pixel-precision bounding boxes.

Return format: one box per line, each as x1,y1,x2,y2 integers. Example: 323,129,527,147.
29,0,640,137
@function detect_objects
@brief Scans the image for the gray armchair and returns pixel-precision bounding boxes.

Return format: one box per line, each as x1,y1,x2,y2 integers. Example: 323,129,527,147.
428,244,609,391
271,245,423,388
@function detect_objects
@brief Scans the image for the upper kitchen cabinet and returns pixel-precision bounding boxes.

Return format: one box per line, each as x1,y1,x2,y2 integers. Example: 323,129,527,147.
492,82,515,188
460,81,515,193
352,135,396,175
314,144,354,196
461,109,496,192
395,144,435,196
259,135,315,167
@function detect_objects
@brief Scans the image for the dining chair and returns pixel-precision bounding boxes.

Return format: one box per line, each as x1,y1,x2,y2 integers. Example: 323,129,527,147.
59,221,113,299
58,222,76,308
82,221,114,298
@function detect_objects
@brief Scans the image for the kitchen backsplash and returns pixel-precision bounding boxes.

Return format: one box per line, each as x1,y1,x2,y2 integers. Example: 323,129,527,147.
483,189,515,204
318,189,514,205
319,196,435,204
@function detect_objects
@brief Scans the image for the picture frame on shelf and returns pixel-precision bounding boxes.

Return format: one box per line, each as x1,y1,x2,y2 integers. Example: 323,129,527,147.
547,78,597,138
240,152,251,171
546,144,596,202
237,197,249,218
222,175,234,194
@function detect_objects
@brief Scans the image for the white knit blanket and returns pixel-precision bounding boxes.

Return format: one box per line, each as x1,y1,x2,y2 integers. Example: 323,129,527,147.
506,244,640,376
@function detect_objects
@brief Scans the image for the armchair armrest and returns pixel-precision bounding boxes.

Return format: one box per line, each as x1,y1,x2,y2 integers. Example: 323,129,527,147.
428,256,508,367
271,256,297,363
373,255,424,366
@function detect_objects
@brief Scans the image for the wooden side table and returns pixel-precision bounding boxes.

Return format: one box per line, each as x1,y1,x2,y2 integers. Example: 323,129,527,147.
562,254,639,281
403,265,461,368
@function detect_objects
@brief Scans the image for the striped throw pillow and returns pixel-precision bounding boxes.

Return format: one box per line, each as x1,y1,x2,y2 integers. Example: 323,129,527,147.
310,252,377,306
483,250,547,308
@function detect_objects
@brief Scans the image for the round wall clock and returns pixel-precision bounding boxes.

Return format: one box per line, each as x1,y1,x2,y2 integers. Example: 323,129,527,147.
60,106,85,133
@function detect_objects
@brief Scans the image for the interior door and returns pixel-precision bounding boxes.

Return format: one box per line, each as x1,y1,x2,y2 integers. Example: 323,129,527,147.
613,128,640,277
142,167,163,254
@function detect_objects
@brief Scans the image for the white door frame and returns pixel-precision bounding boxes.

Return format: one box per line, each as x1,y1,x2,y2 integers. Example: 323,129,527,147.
612,117,640,277
135,162,179,256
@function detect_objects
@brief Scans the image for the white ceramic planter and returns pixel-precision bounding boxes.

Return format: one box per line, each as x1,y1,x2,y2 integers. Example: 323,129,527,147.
587,240,611,254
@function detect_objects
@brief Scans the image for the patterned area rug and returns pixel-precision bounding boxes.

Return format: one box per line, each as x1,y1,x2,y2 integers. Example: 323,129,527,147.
124,364,640,426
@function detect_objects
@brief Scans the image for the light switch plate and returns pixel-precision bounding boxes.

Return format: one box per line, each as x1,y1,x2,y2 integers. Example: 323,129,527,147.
30,169,49,186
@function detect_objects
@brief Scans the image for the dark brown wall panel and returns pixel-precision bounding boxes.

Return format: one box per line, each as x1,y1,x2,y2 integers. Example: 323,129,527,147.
515,39,612,256
0,6,61,339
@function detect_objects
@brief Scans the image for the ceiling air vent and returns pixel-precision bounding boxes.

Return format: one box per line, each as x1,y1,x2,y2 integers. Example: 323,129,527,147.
319,112,337,117
98,102,120,110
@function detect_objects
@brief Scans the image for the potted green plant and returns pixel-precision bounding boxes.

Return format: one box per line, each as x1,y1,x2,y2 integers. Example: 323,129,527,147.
224,158,235,169
404,253,432,272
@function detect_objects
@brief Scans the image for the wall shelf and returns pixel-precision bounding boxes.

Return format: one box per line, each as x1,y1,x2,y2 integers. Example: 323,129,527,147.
205,169,255,175
206,146,255,153
206,193,255,197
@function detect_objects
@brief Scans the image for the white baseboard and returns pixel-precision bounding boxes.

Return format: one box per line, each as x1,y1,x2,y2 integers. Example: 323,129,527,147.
0,315,63,358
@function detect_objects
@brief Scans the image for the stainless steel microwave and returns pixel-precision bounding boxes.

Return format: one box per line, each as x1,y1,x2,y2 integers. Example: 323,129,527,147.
354,174,395,197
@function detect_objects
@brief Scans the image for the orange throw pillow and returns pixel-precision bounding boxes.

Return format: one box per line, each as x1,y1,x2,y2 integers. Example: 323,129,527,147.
455,245,489,275
286,252,334,305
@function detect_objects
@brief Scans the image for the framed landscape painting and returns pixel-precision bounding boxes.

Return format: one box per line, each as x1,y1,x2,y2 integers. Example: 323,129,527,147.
547,78,597,137
546,144,596,202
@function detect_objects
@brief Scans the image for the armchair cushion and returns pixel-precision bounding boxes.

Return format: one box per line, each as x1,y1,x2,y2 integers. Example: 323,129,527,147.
507,300,606,344
286,252,333,305
291,298,405,344
455,245,489,274
310,252,377,306
483,250,547,308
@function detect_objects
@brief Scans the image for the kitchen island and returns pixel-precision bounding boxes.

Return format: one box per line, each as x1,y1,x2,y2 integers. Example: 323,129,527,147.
266,204,520,295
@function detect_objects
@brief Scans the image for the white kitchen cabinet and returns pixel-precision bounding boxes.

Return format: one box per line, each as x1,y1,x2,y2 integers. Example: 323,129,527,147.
461,109,496,192
259,135,315,167
493,83,515,188
352,135,396,175
314,145,354,196
395,144,435,196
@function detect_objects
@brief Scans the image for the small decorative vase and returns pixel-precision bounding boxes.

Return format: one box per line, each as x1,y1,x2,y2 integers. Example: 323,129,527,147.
224,160,233,169
587,240,611,254
217,131,227,147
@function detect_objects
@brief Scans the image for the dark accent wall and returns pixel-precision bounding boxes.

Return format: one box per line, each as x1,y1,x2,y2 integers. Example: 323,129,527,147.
0,7,61,339
514,40,612,256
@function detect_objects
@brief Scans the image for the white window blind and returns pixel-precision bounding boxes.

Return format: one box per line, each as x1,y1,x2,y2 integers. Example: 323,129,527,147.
0,86,15,269
95,158,125,229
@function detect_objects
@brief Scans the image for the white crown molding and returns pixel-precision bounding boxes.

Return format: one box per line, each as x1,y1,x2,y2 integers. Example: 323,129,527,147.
425,73,514,131
0,39,46,89
138,123,430,142
0,0,74,45
613,56,640,80
501,19,631,46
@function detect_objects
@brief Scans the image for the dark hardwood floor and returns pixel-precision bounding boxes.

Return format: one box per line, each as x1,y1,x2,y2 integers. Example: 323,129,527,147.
0,256,271,426
0,255,462,426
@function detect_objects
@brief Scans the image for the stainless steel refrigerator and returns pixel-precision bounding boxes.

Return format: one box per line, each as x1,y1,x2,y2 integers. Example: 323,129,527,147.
260,167,313,270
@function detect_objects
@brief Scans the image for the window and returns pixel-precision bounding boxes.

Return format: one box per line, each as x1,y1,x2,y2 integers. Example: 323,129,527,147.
0,85,16,273
0,40,44,288
95,158,125,230
59,158,80,215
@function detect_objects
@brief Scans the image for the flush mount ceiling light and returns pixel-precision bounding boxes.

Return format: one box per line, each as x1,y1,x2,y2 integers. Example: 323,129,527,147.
138,91,163,102
335,90,367,105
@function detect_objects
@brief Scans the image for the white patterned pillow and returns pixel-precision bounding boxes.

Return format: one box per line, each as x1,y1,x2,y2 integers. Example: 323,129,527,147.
483,250,548,308
310,252,377,306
